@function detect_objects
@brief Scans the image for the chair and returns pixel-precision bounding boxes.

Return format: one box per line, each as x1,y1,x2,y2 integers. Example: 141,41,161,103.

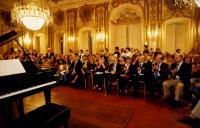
138,81,146,98
131,80,146,98
109,79,119,95
84,72,94,89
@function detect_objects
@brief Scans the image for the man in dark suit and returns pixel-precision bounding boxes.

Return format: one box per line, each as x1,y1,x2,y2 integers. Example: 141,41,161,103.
135,54,154,95
113,47,120,57
46,48,54,59
153,54,169,94
163,54,191,103
69,53,85,87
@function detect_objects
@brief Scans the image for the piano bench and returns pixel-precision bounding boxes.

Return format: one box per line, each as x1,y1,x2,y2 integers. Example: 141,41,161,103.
13,103,71,128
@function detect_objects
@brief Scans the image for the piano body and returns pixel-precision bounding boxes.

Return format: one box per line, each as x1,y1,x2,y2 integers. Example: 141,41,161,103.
0,31,60,128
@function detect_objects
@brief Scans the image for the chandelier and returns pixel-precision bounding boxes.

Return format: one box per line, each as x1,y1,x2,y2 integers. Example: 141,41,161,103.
174,0,200,8
11,0,53,31
195,0,200,6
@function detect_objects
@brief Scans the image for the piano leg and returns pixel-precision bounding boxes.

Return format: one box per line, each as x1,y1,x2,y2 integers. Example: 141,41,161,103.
16,98,24,116
44,88,51,104
0,101,15,128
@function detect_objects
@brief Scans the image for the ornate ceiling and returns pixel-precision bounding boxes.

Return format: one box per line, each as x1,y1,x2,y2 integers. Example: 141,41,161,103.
0,0,109,11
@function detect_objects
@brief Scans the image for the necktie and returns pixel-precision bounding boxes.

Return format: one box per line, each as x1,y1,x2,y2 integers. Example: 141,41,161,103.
176,63,179,71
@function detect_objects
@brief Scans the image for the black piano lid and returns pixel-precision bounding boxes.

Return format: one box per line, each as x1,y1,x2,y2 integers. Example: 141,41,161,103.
0,30,40,73
0,31,26,46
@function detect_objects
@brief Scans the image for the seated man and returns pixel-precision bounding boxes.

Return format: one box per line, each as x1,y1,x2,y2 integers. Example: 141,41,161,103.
163,54,191,105
67,53,85,87
153,54,169,94
106,56,121,93
178,100,200,126
135,54,153,95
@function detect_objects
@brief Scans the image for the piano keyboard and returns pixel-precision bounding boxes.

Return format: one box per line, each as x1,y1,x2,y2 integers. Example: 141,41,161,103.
0,81,57,100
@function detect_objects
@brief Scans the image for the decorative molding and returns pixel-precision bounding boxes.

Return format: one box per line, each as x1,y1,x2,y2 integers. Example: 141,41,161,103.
0,11,11,26
111,10,141,24
78,4,95,28
162,0,194,21
54,10,64,26
164,0,176,10
111,0,144,8
95,6,105,29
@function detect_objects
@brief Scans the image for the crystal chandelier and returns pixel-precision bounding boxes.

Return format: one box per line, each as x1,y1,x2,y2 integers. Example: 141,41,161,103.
11,0,53,31
195,0,200,6
174,0,200,8
174,0,194,8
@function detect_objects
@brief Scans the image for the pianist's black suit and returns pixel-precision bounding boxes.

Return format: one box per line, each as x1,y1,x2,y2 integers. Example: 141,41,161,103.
46,52,54,59
74,60,84,76
67,60,84,87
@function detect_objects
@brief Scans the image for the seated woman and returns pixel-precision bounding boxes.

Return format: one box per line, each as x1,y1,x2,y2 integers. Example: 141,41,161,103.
118,65,129,94
57,59,68,83
85,57,96,85
93,58,105,91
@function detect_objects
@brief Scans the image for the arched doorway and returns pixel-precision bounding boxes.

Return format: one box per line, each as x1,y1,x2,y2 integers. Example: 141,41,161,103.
78,27,96,54
162,17,192,53
109,3,144,52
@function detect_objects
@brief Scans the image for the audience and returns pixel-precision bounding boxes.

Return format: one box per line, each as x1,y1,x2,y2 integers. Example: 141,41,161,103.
1,47,200,109
1,45,199,127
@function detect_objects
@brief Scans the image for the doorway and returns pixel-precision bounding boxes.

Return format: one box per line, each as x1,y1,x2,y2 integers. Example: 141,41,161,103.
78,27,96,54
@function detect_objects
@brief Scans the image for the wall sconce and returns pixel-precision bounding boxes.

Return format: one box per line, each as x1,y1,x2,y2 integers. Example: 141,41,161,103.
147,29,158,51
23,34,31,45
148,30,158,38
68,36,75,43
96,32,105,42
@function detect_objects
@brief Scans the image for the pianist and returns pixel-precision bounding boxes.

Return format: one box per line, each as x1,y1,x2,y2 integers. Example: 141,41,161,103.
46,48,54,59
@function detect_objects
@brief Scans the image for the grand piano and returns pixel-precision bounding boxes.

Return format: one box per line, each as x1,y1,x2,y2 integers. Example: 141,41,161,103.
0,31,70,128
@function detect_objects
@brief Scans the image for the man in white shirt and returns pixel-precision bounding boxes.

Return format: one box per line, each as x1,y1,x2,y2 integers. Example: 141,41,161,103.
163,54,191,105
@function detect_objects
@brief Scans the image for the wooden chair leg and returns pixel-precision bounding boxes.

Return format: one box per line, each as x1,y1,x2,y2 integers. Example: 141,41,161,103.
116,79,119,95
84,78,87,89
104,78,107,96
144,84,146,98
91,74,94,86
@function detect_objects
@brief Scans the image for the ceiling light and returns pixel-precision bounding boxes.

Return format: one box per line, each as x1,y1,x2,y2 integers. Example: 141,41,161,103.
11,0,53,31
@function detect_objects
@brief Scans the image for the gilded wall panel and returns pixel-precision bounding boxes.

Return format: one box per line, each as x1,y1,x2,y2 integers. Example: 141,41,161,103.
162,0,193,21
111,0,144,8
77,4,95,29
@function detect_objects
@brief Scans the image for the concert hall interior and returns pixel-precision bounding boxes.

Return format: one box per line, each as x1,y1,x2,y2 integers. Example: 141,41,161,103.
0,0,200,128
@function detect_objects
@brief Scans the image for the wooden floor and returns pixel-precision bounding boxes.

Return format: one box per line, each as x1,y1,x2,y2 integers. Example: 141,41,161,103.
23,86,191,128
